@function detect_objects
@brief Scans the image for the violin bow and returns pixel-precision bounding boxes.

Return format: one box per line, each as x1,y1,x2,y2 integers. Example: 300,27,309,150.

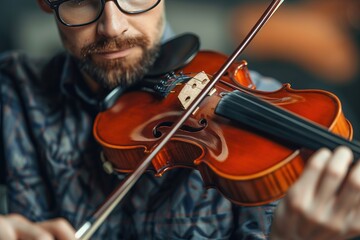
75,0,285,239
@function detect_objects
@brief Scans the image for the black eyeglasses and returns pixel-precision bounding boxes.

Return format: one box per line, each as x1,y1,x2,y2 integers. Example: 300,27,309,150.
45,0,162,27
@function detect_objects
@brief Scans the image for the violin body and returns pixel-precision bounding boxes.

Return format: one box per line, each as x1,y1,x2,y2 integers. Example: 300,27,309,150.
94,51,353,206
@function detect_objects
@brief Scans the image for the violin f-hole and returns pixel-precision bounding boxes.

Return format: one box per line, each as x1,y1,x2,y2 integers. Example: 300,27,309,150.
152,118,208,138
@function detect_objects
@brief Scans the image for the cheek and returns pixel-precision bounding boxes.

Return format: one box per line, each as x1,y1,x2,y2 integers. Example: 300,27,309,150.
58,25,95,58
131,7,165,46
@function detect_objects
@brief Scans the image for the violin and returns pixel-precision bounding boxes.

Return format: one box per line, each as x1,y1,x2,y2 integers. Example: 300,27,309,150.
94,49,359,206
75,0,360,239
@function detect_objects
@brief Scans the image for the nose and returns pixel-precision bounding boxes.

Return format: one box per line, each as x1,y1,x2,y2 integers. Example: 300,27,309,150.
97,1,129,38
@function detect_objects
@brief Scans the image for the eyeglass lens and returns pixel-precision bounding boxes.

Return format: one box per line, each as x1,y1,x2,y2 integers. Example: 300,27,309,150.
59,0,102,26
57,0,159,26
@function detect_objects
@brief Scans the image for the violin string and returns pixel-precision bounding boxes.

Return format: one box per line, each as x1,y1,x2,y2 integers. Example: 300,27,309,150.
222,96,339,148
233,92,360,152
217,78,279,102
215,77,358,146
201,64,360,157
215,90,360,159
222,96,344,150
241,92,360,156
208,76,351,149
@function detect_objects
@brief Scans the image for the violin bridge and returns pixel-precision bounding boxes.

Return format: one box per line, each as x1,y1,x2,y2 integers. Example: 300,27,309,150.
178,71,211,110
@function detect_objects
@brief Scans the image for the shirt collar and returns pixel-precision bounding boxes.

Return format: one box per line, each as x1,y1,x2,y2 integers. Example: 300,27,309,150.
60,54,102,113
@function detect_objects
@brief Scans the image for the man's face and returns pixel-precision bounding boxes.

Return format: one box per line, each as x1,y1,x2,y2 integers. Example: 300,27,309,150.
52,1,165,89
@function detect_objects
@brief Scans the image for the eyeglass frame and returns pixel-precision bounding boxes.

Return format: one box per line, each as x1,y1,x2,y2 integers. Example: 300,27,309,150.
44,0,162,27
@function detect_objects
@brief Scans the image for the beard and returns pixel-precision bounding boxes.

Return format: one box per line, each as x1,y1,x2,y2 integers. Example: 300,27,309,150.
78,36,160,90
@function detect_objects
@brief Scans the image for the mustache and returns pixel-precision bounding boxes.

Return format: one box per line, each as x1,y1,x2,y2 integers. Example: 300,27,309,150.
81,36,150,57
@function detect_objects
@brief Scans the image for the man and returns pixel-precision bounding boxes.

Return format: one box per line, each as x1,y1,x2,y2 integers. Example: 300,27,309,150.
0,0,360,239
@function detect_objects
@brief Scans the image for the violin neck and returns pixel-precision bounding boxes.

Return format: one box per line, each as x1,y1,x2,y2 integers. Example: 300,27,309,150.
215,90,360,160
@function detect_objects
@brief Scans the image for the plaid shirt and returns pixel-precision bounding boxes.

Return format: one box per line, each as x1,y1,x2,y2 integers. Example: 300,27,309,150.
0,49,281,239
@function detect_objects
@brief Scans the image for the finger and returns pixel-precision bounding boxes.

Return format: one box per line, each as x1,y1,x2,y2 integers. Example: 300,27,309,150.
278,148,332,239
6,214,54,240
38,218,76,240
289,148,347,239
331,160,360,226
274,153,328,240
293,148,332,196
296,147,353,239
288,148,332,212
313,146,353,207
0,215,16,240
298,147,354,240
331,161,360,239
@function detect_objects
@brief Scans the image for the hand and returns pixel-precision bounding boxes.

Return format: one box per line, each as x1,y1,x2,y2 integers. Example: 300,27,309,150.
0,214,75,240
271,146,360,240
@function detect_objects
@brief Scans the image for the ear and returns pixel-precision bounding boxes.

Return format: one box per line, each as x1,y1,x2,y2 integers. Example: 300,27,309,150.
37,0,53,13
